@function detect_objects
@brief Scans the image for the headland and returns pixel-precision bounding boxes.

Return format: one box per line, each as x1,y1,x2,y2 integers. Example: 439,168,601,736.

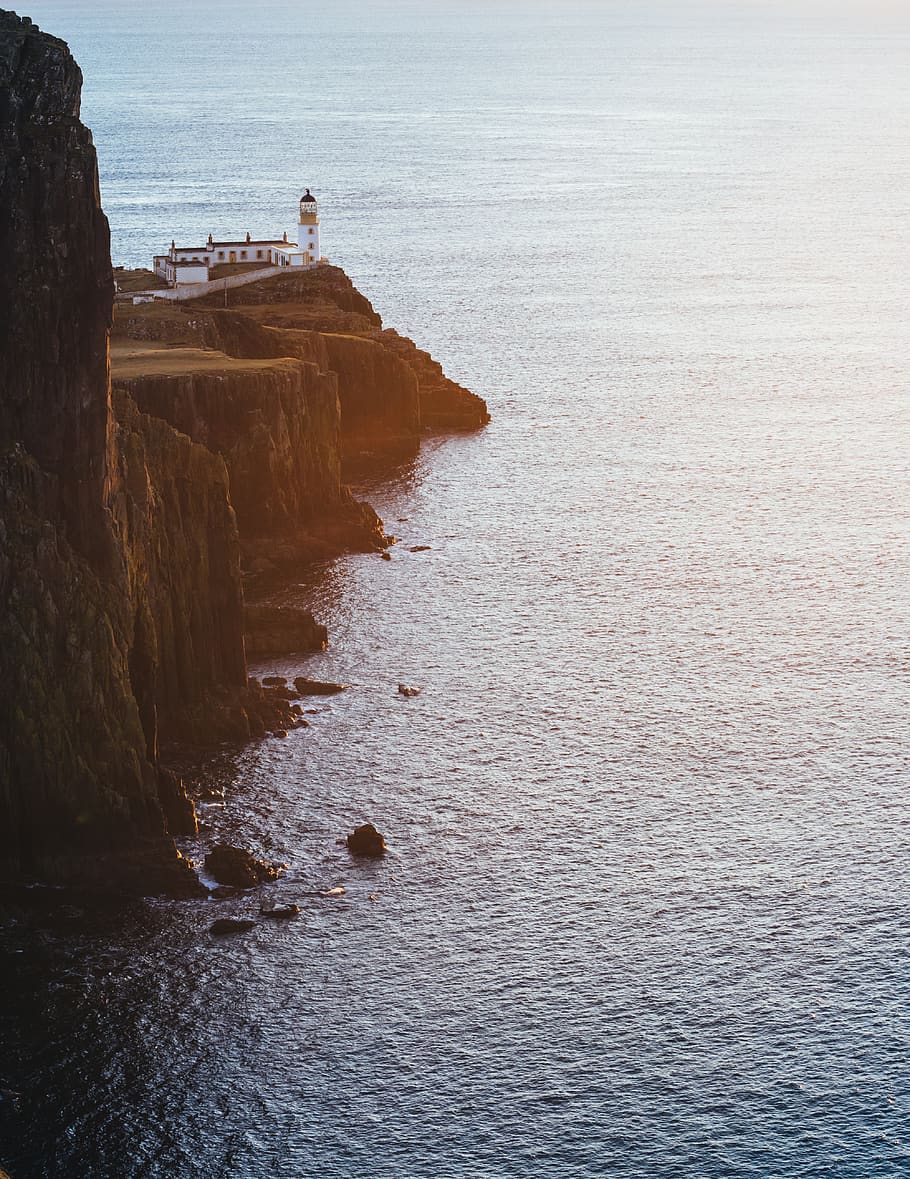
0,8,489,895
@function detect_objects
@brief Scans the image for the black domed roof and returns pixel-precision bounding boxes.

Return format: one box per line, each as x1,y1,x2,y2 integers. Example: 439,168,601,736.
301,188,317,202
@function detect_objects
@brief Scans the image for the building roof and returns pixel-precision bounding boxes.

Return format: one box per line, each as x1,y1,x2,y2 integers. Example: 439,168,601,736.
301,189,317,203
173,239,288,252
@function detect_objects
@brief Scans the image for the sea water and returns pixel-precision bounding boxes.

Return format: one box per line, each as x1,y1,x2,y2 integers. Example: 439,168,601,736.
3,2,910,1175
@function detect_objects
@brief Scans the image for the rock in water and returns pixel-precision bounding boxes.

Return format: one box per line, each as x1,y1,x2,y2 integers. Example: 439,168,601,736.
260,904,301,919
294,677,347,696
204,845,282,888
398,684,421,697
346,824,387,857
210,917,256,936
244,606,328,657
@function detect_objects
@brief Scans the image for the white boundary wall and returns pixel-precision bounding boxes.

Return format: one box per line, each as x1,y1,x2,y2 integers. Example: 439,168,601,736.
127,265,285,303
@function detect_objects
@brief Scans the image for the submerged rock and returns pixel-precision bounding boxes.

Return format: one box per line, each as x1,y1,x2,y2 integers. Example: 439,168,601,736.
294,677,347,696
204,844,282,889
210,917,256,936
346,823,387,857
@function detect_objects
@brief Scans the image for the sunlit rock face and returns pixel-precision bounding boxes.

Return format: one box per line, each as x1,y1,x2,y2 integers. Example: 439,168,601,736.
180,265,491,462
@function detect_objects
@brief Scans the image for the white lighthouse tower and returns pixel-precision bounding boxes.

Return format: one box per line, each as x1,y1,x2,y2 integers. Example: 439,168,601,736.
297,188,320,264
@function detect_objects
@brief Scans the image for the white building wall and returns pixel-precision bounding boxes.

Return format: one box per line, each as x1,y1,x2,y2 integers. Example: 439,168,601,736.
298,220,320,259
173,262,209,284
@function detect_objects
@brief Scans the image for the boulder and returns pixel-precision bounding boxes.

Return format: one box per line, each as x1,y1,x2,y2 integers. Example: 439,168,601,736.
210,917,256,936
346,823,387,857
294,677,347,696
260,904,301,919
204,844,282,888
398,684,421,698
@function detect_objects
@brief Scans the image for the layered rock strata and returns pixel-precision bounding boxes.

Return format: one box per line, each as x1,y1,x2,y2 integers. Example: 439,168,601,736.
115,265,490,476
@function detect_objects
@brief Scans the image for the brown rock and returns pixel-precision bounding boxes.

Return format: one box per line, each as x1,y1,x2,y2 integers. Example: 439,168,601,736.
260,903,301,919
156,768,198,837
346,823,387,857
204,844,282,888
294,677,347,696
244,605,328,657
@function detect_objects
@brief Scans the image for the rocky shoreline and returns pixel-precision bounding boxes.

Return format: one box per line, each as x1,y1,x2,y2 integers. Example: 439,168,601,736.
0,9,488,895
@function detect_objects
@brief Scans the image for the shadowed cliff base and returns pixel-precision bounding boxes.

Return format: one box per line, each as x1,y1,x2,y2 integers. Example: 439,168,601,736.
0,9,489,894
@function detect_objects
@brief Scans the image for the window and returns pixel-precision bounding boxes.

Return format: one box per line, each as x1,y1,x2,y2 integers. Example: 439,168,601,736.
308,228,314,236
240,250,247,260
218,251,225,260
256,250,263,259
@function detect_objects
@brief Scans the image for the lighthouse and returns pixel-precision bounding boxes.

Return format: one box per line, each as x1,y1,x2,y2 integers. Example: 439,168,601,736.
151,187,325,288
297,188,320,263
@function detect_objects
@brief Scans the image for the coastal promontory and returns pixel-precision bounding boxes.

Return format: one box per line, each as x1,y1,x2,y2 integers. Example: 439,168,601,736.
0,8,488,892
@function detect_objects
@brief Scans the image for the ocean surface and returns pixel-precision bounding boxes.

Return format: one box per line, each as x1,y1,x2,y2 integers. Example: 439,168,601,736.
3,1,910,1175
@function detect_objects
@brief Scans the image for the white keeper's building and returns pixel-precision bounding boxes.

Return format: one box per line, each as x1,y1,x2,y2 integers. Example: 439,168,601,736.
153,189,323,287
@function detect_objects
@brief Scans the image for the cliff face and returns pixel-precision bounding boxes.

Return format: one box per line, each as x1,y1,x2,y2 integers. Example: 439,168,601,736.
0,12,113,562
320,332,421,463
0,11,248,890
0,449,168,885
111,351,387,564
111,390,247,746
110,262,492,572
115,359,343,532
183,265,491,453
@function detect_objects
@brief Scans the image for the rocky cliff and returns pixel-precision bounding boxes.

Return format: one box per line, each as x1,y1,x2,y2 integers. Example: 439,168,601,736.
181,265,491,457
0,12,112,561
111,345,385,567
0,12,250,890
0,9,490,890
